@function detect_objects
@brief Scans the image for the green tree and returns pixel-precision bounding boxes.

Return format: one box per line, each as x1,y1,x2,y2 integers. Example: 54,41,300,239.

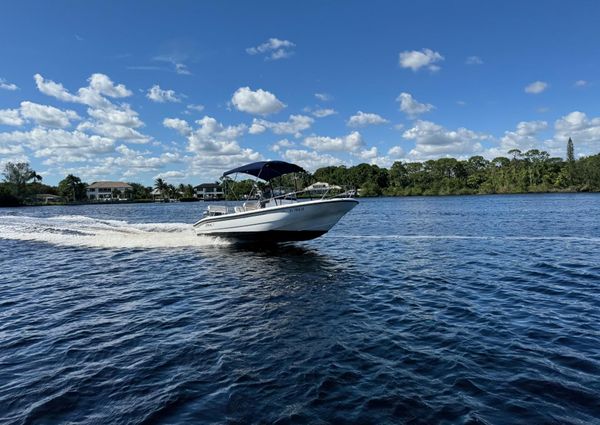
566,137,577,185
2,162,42,198
58,174,87,202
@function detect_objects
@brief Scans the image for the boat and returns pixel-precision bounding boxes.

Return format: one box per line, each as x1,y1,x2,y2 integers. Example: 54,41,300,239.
193,161,358,243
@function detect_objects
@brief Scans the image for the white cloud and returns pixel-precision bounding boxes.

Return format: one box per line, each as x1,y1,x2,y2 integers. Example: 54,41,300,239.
403,120,490,160
270,138,294,152
0,128,115,164
114,145,183,172
231,87,286,115
314,93,332,102
312,108,337,118
20,101,80,128
357,146,378,160
250,114,314,137
78,104,149,143
162,115,263,179
347,111,389,127
398,48,444,72
551,111,600,156
0,78,18,91
388,146,405,158
524,81,548,94
88,73,132,98
246,38,295,60
466,56,483,65
490,120,548,156
303,131,364,152
282,149,344,171
249,122,266,135
0,109,24,126
397,92,434,118
163,117,192,135
574,80,588,87
34,73,132,109
146,84,182,103
175,63,191,75
186,104,205,112
154,170,186,180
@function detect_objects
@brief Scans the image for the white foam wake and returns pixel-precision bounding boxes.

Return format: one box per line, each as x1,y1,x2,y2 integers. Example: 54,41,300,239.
0,215,229,249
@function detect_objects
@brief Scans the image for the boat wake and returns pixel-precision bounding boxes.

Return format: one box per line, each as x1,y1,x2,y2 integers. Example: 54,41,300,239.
0,215,229,249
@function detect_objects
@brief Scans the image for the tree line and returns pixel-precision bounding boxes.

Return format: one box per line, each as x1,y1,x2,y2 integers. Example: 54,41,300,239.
2,138,599,206
313,139,600,196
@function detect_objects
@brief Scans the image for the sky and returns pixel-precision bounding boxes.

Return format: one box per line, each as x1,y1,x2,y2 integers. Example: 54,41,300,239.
1,0,600,185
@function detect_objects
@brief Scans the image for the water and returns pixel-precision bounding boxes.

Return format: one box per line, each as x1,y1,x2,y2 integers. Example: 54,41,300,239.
1,194,600,424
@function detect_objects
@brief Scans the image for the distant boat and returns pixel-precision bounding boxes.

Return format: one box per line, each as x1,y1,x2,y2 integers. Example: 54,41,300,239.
193,161,358,243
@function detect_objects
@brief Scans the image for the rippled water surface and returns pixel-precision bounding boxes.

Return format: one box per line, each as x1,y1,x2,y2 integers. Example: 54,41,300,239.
1,194,600,424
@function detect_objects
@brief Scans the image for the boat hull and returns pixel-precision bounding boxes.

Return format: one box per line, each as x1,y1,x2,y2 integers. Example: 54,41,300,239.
194,198,358,243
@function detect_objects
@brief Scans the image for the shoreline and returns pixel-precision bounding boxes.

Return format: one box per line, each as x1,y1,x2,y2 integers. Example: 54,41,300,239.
3,189,599,208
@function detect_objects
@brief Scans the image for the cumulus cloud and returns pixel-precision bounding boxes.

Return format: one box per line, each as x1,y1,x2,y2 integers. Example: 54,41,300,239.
250,114,313,137
396,92,434,118
163,117,192,135
399,48,444,72
154,170,186,180
0,128,115,164
347,111,389,127
146,85,182,103
357,146,378,160
282,149,344,171
550,111,600,156
34,73,132,108
20,101,80,128
0,109,24,126
524,81,548,94
403,120,490,160
32,73,151,144
388,146,404,158
312,108,337,118
270,138,294,152
0,78,18,91
246,38,295,60
231,87,286,115
490,120,548,156
78,104,149,143
574,80,588,87
466,56,483,65
303,131,364,152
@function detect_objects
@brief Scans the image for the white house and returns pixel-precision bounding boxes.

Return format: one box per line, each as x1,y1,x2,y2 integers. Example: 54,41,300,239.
87,181,133,200
195,183,224,200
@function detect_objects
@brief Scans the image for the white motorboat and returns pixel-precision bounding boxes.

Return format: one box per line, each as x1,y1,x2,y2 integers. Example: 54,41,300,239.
193,161,358,243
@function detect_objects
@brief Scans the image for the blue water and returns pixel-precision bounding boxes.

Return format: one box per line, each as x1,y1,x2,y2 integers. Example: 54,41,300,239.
1,194,600,424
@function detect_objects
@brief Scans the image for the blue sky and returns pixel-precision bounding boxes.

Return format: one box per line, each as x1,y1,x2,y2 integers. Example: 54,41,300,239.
1,0,600,185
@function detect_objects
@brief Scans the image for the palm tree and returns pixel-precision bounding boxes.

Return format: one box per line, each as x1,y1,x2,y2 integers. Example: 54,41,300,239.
167,184,178,200
154,178,168,200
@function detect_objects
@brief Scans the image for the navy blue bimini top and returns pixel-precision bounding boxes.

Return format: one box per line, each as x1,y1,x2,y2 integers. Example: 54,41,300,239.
222,161,305,181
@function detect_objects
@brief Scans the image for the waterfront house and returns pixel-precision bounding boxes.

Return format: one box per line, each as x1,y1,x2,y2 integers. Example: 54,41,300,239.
87,181,133,200
195,183,224,200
